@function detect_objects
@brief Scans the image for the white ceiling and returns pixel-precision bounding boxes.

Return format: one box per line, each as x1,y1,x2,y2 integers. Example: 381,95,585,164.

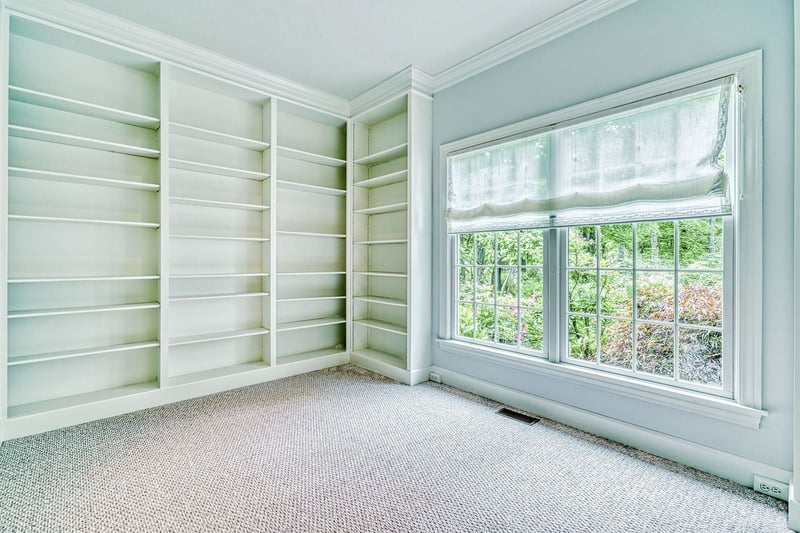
71,0,586,99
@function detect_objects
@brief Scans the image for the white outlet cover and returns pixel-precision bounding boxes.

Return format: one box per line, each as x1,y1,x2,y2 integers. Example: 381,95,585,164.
754,475,789,501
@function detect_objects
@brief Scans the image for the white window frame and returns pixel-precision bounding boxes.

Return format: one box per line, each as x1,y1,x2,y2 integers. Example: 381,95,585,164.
436,52,765,428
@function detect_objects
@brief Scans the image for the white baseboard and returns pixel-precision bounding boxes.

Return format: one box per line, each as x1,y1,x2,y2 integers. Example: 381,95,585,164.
431,365,791,493
348,352,431,385
1,353,348,442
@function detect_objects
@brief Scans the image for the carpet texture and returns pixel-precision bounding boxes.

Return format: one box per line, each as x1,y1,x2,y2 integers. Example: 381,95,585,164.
0,365,789,532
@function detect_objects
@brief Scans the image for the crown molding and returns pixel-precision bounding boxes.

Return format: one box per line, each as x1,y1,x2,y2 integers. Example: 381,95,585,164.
3,0,350,116
431,0,639,93
349,66,434,117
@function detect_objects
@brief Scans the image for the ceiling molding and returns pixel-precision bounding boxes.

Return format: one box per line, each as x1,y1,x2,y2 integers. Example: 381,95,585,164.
4,0,350,116
349,66,435,117
431,0,639,93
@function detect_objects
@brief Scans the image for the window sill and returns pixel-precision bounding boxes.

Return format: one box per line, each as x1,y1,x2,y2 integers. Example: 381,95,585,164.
435,339,767,429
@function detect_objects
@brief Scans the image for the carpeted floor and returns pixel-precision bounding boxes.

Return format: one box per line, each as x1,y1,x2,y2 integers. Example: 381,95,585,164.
0,365,789,532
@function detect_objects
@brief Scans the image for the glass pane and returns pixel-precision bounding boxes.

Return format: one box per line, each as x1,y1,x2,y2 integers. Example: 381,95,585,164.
679,272,723,327
475,305,496,343
475,232,496,265
457,303,475,338
568,316,597,361
636,323,675,377
679,327,722,386
457,267,474,301
497,306,519,347
636,221,675,269
496,231,518,266
568,226,597,268
600,270,633,318
475,267,496,304
497,267,518,303
635,272,674,322
568,270,597,314
600,224,633,268
600,319,632,369
520,268,544,308
520,308,544,351
520,230,544,266
678,218,723,269
458,233,475,265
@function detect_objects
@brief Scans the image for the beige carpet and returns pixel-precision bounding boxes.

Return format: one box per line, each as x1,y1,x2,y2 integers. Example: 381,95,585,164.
0,365,789,532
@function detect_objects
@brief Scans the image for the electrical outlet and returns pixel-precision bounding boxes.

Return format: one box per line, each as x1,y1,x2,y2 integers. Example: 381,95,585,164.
753,475,789,501
429,371,442,383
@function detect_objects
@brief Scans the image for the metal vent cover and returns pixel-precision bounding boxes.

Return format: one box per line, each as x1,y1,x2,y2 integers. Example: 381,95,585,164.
496,407,540,425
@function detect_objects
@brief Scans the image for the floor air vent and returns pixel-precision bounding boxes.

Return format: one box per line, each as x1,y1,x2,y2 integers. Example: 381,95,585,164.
496,407,540,425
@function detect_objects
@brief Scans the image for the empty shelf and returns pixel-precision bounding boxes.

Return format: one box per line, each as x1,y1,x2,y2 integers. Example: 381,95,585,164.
276,294,345,302
9,214,160,229
170,272,270,279
353,202,408,215
277,347,346,365
8,275,159,283
170,234,269,242
8,341,160,367
171,158,270,181
8,381,159,419
353,143,408,166
354,295,407,307
353,169,408,189
352,271,407,278
170,196,269,211
9,166,159,191
170,122,269,151
277,271,346,276
276,230,346,239
353,239,408,245
168,362,268,387
9,125,160,158
276,180,346,197
9,85,160,129
171,291,269,302
170,327,270,347
276,317,346,332
277,146,346,168
8,302,160,319
351,348,406,369
354,319,407,335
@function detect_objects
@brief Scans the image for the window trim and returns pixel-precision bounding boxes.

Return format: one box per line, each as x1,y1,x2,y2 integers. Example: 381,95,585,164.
436,51,763,416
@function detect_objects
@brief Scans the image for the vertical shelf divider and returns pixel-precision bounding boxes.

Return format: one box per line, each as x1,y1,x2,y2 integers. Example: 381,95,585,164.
346,120,354,358
158,63,170,386
0,8,10,429
267,98,278,367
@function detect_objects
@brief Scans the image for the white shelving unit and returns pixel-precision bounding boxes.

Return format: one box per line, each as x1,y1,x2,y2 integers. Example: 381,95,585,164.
274,101,349,366
166,67,273,385
0,9,432,441
5,17,163,418
350,93,432,385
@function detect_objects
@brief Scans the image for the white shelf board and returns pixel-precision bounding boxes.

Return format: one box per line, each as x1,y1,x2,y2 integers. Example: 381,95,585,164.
277,271,346,276
276,317,346,332
170,158,270,181
351,348,406,370
353,169,408,189
354,295,408,307
169,327,270,347
8,381,159,419
276,179,346,197
170,122,269,151
277,146,346,168
9,214,160,229
353,318,407,335
8,302,160,319
170,272,270,279
9,166,160,191
353,239,408,245
8,275,159,284
168,362,268,387
276,230,346,239
170,234,269,242
276,294,345,302
8,341,160,367
353,202,408,216
170,196,269,211
9,125,160,158
9,85,160,129
353,143,408,167
352,271,407,278
171,291,269,302
277,348,345,365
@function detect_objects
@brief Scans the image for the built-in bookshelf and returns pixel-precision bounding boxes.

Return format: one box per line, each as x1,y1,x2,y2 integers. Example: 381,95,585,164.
5,17,163,418
350,93,432,384
274,101,348,365
167,67,272,384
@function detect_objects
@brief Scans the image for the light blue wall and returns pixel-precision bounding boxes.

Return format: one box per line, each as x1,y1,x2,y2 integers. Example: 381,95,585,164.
431,0,795,469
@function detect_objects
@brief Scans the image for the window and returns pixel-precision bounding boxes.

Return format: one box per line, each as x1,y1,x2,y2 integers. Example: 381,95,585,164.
441,53,762,409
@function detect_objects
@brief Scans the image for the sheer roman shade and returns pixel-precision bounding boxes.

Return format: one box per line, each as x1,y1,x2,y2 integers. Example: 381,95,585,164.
446,77,734,232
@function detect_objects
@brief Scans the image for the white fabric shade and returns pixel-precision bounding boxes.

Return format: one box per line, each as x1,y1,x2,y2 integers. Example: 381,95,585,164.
447,78,733,232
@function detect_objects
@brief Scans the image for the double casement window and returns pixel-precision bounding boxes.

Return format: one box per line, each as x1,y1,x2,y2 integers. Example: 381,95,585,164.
442,54,762,406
